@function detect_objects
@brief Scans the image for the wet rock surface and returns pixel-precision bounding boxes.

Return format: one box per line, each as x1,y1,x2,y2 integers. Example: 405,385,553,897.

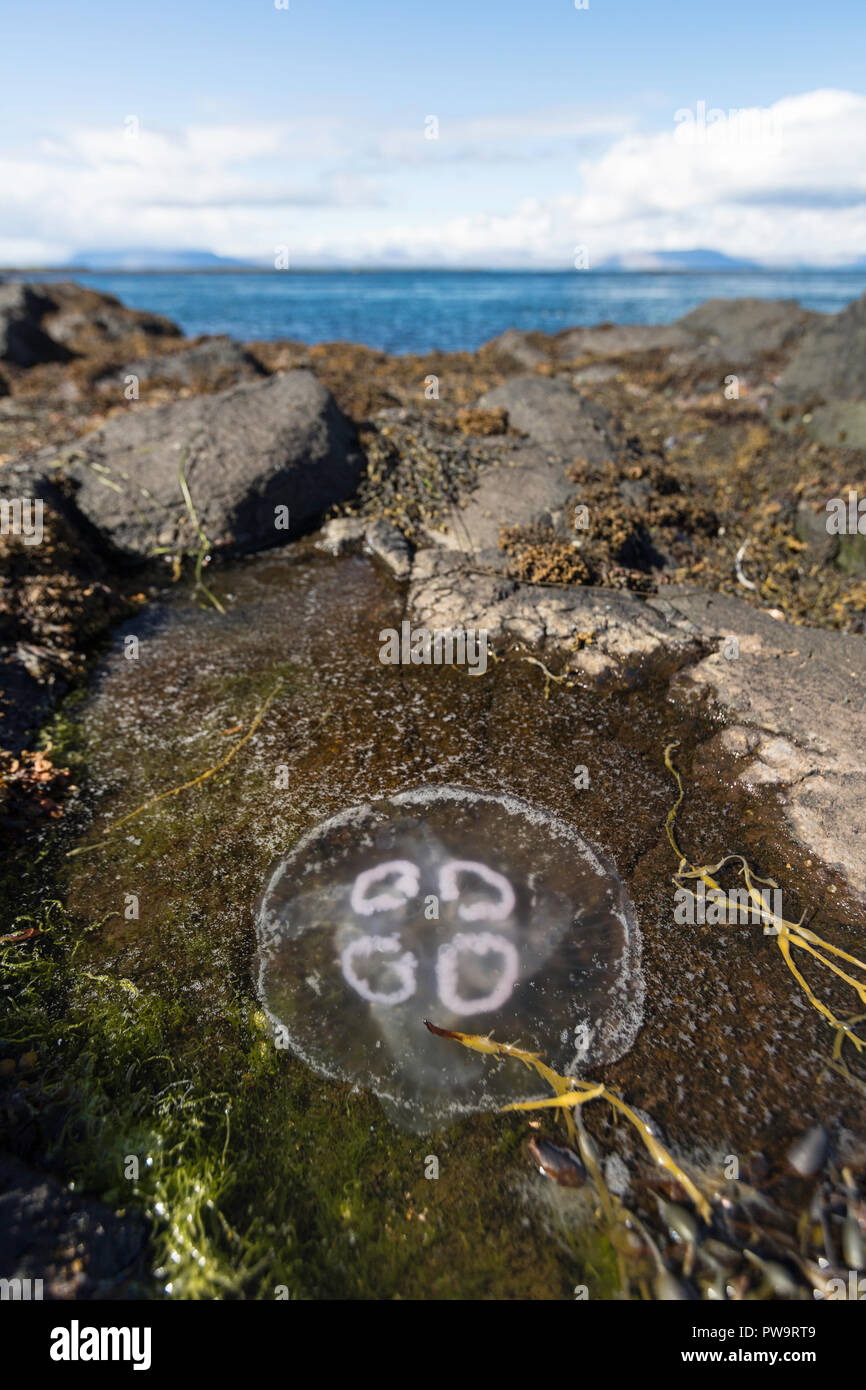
408,547,696,677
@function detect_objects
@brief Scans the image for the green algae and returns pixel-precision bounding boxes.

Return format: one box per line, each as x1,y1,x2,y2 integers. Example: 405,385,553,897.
2,891,617,1298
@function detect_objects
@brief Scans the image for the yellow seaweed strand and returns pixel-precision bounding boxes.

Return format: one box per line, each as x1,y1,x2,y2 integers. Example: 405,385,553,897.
178,449,225,615
425,1021,711,1222
664,743,866,1053
66,679,284,858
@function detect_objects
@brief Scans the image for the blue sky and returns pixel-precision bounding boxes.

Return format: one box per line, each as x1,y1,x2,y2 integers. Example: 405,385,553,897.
1,0,864,265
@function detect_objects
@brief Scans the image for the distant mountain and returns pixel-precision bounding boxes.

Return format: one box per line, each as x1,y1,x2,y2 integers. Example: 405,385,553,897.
600,249,762,271
70,249,254,270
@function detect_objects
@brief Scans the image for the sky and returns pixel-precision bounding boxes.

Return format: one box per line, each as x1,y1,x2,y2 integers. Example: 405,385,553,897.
1,0,865,267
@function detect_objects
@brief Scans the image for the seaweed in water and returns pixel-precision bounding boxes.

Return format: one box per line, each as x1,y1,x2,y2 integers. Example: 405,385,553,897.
664,740,866,1057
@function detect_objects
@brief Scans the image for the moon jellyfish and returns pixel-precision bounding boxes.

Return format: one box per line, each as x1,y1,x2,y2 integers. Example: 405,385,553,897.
255,786,644,1130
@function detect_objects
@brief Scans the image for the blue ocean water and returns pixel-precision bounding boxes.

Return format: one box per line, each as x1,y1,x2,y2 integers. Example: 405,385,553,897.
35,269,866,356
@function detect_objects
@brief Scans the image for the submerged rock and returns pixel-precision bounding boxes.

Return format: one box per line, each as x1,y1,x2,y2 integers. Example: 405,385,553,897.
256,786,643,1130
0,1156,146,1298
408,548,696,678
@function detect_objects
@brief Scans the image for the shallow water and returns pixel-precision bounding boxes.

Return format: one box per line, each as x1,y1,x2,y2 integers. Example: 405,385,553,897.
63,548,864,1169
256,785,643,1130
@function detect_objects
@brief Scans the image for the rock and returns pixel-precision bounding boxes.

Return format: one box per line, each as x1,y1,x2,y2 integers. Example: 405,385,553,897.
0,1155,145,1298
556,322,692,360
481,327,551,369
796,400,866,451
774,292,866,448
95,336,265,395
572,362,621,385
795,499,839,564
315,517,366,555
364,518,412,579
0,284,72,368
29,370,365,560
837,529,866,576
672,298,813,365
406,557,866,893
413,380,617,554
42,281,180,350
408,548,695,679
485,301,813,375
477,375,616,458
0,459,129,745
777,290,866,405
423,441,578,554
794,499,866,576
786,1124,830,1177
654,587,866,898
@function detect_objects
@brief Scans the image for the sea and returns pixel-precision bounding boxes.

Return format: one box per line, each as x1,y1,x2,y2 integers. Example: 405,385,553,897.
25,269,866,356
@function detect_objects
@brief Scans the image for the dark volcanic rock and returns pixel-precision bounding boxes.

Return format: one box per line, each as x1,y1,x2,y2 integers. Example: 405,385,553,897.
775,291,866,448
0,284,72,368
482,327,552,369
0,1156,146,1299
777,290,866,403
37,369,365,559
556,322,693,360
42,281,179,350
477,375,616,459
484,299,813,373
0,459,130,746
95,335,265,395
413,377,618,553
672,297,813,365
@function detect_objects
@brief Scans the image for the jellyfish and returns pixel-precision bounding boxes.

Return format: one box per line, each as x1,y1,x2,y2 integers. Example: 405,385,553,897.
255,786,644,1131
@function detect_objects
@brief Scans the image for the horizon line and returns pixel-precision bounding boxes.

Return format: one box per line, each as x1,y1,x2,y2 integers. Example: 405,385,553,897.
3,263,865,277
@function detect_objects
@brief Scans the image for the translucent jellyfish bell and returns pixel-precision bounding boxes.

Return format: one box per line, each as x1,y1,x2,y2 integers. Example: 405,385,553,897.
255,786,644,1131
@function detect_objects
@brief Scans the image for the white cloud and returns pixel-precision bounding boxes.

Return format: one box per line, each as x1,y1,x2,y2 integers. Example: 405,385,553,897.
1,90,865,266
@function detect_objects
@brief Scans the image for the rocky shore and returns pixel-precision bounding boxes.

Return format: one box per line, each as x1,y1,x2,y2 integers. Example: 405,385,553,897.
2,279,864,888
2,280,866,1301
